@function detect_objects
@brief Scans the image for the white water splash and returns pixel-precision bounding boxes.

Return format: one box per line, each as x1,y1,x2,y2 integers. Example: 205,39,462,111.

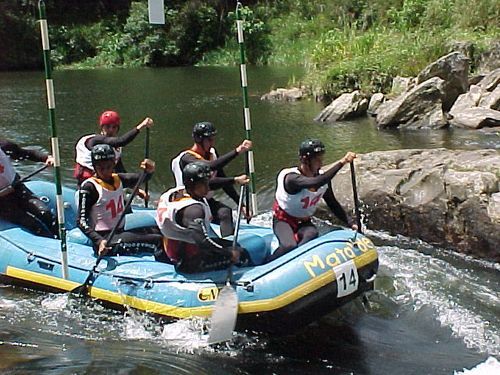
0,298,18,310
377,238,500,356
160,318,209,352
40,293,69,311
454,357,500,375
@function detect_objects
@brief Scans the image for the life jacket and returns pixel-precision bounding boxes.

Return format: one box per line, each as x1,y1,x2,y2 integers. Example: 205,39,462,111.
171,148,217,199
275,167,328,219
156,187,213,264
0,148,17,197
82,174,125,232
75,134,122,171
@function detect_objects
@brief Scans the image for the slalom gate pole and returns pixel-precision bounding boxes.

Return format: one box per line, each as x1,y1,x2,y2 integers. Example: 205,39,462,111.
38,0,69,279
236,2,257,219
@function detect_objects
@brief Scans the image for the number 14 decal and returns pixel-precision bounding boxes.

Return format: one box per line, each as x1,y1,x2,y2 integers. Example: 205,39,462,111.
105,197,124,218
333,260,359,298
301,195,322,209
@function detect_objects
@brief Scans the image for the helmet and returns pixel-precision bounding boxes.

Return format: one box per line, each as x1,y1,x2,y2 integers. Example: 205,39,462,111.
182,161,211,186
99,110,121,127
192,122,217,142
299,139,325,159
91,144,116,166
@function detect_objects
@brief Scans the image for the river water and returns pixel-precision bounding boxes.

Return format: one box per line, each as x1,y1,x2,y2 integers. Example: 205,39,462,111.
0,67,499,374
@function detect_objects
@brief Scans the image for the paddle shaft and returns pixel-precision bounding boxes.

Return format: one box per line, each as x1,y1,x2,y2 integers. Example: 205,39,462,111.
75,171,148,294
18,164,48,183
38,0,69,279
144,127,150,208
350,162,363,234
207,185,245,345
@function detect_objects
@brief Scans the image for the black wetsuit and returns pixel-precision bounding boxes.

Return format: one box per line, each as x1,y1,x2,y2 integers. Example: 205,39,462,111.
179,149,242,236
270,161,353,261
77,171,162,256
0,139,58,237
156,196,245,273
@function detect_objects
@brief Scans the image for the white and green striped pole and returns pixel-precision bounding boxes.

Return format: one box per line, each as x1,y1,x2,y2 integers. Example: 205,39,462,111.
236,2,257,218
38,0,69,279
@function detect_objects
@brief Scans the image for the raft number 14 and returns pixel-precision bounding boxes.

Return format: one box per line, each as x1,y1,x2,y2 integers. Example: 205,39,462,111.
333,260,359,298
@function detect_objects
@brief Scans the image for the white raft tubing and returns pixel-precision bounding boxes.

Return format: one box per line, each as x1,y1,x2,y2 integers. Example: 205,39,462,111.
38,0,69,279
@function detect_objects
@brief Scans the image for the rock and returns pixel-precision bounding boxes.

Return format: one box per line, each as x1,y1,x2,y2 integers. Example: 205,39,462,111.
479,85,500,110
449,85,483,117
477,41,500,74
325,149,500,261
376,77,448,129
314,90,368,122
479,68,500,92
449,107,500,129
261,87,305,102
417,52,469,110
367,93,385,116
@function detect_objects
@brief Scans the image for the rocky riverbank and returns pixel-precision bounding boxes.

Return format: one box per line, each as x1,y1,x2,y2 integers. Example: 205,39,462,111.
324,149,500,262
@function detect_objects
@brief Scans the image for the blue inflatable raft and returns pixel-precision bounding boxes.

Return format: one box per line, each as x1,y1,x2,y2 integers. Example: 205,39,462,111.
0,181,378,333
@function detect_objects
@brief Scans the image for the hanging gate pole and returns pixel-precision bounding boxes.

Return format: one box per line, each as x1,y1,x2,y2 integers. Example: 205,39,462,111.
38,0,69,279
236,2,258,218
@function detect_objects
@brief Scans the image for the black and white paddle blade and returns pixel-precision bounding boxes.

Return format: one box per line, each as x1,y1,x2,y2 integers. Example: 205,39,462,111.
208,285,238,345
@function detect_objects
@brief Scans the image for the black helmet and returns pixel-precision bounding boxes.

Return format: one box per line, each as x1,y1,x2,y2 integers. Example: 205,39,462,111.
91,144,115,166
299,139,325,159
182,161,211,186
192,121,217,142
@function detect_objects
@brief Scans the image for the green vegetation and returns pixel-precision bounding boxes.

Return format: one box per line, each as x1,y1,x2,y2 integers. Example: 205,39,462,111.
1,0,498,97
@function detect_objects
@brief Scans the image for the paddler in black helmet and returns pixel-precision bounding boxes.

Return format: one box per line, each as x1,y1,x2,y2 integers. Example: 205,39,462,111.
77,144,162,256
156,161,249,273
268,139,357,262
171,121,252,237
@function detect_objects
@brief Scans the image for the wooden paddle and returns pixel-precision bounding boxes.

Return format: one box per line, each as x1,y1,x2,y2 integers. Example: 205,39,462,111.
208,184,245,345
71,171,148,297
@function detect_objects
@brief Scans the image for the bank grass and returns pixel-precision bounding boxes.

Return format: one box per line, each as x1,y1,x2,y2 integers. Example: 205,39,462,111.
306,25,499,97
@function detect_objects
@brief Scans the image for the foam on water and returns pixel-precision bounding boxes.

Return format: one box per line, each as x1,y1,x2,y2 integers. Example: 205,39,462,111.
454,357,500,375
375,232,500,356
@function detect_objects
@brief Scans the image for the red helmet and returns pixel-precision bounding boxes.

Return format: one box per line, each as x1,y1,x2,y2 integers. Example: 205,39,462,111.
99,110,121,127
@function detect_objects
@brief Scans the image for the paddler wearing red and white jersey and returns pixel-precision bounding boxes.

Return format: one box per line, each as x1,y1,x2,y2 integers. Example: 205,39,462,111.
170,121,251,237
77,144,162,257
74,110,153,188
156,161,249,273
268,139,357,262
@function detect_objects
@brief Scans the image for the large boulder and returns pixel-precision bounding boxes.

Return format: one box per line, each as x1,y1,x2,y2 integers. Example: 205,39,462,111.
376,77,448,129
314,90,368,122
449,107,500,129
416,52,470,110
324,149,500,261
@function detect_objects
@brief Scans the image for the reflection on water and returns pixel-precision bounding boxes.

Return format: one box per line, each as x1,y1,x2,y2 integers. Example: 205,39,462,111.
0,67,499,373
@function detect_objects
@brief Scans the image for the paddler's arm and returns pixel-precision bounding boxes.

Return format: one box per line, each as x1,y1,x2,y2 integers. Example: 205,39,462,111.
77,182,105,246
0,139,49,163
323,183,351,227
179,204,223,249
285,162,344,194
88,128,139,148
